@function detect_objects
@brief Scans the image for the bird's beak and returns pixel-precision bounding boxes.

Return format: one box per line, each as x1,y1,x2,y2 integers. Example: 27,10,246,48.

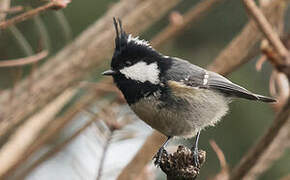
102,69,116,76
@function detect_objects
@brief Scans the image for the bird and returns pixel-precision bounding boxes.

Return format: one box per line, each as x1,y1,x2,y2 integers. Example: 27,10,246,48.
102,18,276,166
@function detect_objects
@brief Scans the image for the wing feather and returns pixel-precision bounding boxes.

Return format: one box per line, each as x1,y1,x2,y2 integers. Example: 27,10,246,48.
164,57,275,102
207,72,258,100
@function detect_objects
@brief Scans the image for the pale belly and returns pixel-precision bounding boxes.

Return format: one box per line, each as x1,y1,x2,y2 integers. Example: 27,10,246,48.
130,89,230,138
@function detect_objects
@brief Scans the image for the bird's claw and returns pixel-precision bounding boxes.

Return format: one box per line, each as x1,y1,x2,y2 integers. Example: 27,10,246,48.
193,147,200,168
154,147,164,166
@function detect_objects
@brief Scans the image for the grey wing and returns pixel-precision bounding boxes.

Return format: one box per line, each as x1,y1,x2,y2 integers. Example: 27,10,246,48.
164,57,275,102
164,57,206,87
207,72,276,102
206,72,258,100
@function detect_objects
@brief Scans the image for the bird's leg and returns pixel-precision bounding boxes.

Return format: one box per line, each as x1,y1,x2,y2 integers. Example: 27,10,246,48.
192,131,201,167
154,136,171,166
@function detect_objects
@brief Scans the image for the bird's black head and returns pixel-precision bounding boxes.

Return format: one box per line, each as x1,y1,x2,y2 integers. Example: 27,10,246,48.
108,18,162,71
102,18,171,104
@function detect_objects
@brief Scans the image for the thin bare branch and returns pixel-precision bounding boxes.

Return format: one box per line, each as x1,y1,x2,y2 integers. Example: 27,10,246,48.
0,50,48,67
9,25,34,55
0,88,77,179
0,0,71,30
118,0,285,180
269,71,289,111
117,131,167,180
19,117,96,179
280,174,290,180
96,129,113,180
151,0,225,48
228,1,290,179
243,0,289,63
229,99,290,180
118,1,286,179
255,55,267,71
0,0,10,21
33,15,50,50
243,120,290,180
9,67,23,103
53,10,72,42
207,0,286,75
0,0,181,148
0,6,23,14
2,79,113,178
209,140,229,180
210,140,228,171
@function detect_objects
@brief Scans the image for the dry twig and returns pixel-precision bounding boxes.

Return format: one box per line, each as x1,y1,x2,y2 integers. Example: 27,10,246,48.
18,116,96,179
209,140,229,180
151,0,225,48
0,0,180,150
280,174,290,180
0,50,48,67
96,130,113,180
96,105,124,180
229,1,290,179
0,88,77,179
0,6,23,14
230,100,290,180
207,0,286,75
117,131,167,180
243,119,290,180
0,0,10,21
0,0,70,30
3,79,113,178
243,0,289,64
118,1,286,179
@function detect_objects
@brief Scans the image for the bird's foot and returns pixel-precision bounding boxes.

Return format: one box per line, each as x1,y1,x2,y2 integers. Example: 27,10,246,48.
153,147,166,166
192,147,200,168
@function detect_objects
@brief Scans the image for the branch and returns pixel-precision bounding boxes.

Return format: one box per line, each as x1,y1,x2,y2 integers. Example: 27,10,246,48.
96,105,123,180
17,99,124,180
53,11,72,42
0,0,180,146
280,174,290,180
242,119,290,180
229,99,290,180
9,25,34,55
17,116,96,179
228,1,290,179
0,50,48,67
0,0,10,21
207,0,286,75
117,1,286,179
209,140,229,180
151,0,225,48
0,88,78,179
0,6,23,14
1,79,114,178
243,0,289,62
0,0,70,30
117,131,167,180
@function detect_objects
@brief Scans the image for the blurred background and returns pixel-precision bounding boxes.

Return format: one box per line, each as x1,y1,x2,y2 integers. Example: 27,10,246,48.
0,0,289,180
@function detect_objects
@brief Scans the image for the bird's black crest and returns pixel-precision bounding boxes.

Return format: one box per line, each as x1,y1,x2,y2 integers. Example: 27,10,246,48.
113,17,128,53
111,18,160,71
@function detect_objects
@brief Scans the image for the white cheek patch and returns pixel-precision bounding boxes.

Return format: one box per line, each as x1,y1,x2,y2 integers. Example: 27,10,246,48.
120,61,160,84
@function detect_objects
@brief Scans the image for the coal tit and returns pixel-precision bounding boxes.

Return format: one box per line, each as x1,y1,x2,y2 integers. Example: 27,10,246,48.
102,18,276,166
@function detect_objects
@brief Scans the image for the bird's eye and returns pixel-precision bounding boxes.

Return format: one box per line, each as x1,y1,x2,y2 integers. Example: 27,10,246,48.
125,61,132,66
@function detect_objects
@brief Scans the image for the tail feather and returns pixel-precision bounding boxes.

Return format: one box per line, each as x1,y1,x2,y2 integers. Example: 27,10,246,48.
254,94,277,103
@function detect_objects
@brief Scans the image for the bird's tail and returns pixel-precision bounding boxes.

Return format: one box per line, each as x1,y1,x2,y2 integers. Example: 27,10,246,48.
254,94,277,103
